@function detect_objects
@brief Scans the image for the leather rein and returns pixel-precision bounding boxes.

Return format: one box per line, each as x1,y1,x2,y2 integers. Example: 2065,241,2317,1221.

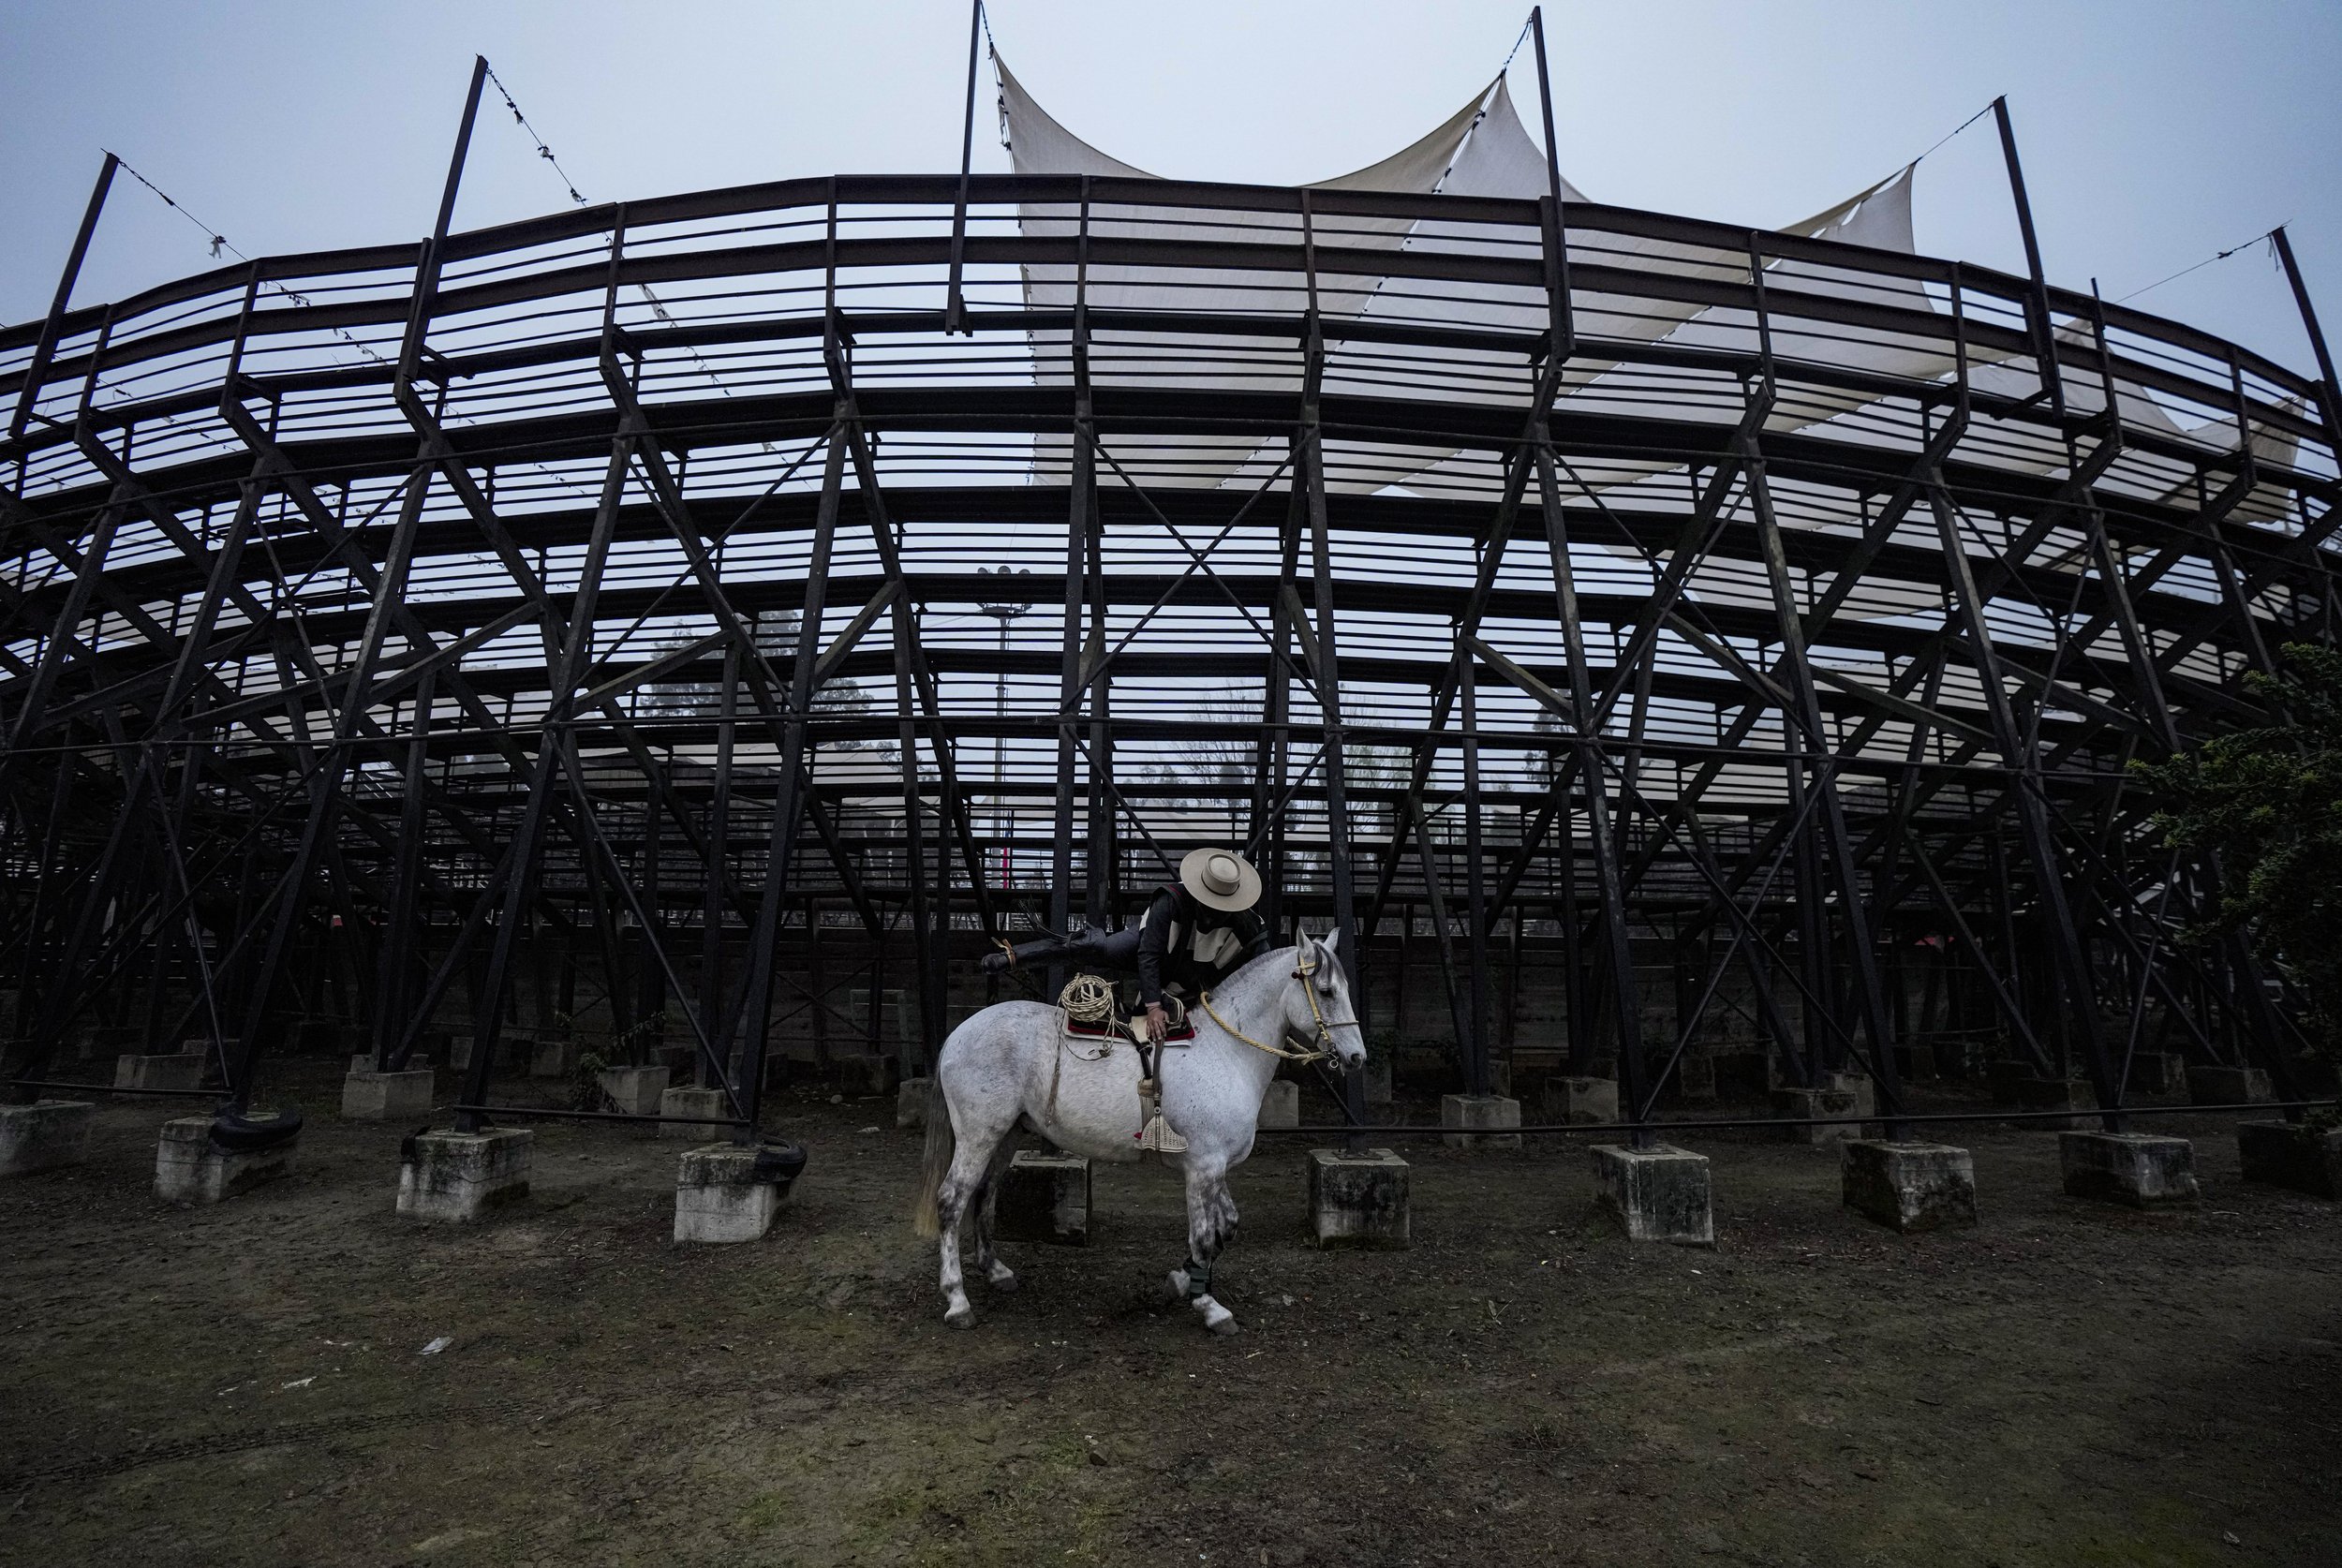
1195,948,1359,1066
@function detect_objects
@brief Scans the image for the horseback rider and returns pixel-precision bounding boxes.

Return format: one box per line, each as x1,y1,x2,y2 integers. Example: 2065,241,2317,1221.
981,848,1271,1042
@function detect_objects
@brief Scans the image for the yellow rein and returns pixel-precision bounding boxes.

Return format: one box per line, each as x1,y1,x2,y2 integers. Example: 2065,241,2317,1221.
1195,951,1358,1065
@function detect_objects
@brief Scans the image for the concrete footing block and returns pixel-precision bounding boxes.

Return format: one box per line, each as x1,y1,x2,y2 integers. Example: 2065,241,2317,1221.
659,1085,732,1140
674,1144,789,1243
295,1019,349,1055
114,1052,202,1093
528,1035,578,1080
995,1150,1089,1245
348,1053,431,1074
1440,1093,1521,1148
0,1100,95,1176
1771,1085,1865,1144
596,1065,670,1118
340,1068,436,1121
1308,1146,1410,1250
1987,1058,2035,1105
155,1117,297,1206
897,1077,931,1131
396,1128,533,1220
2238,1121,2342,1200
1547,1076,1618,1126
1591,1143,1713,1246
1670,1056,1717,1103
1256,1079,1300,1130
2059,1131,2198,1207
2129,1052,2187,1095
834,1055,898,1097
2011,1076,2098,1131
2187,1066,2273,1106
1842,1139,1976,1233
1893,1043,1938,1081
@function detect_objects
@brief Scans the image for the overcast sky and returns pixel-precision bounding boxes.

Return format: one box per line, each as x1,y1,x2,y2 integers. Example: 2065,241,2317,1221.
4,0,2337,377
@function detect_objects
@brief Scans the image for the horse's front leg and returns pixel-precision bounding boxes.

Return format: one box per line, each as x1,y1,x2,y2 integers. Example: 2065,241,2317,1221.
1169,1156,1241,1336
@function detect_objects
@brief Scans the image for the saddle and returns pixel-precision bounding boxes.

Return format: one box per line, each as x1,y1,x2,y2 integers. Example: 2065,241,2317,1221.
1057,986,1195,1048
1055,979,1193,1156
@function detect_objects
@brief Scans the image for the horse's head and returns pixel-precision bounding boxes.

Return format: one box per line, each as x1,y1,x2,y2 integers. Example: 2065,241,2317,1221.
1283,928,1367,1072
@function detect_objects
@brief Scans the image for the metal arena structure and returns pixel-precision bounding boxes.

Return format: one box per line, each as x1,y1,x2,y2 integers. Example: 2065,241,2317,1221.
4,38,2339,1147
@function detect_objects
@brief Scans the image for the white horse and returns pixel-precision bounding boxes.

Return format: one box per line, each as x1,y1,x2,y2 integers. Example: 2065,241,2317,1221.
912,932,1366,1334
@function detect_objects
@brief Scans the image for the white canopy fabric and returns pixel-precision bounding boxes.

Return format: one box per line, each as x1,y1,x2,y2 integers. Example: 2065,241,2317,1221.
995,52,1972,510
996,55,2285,619
999,54,1499,488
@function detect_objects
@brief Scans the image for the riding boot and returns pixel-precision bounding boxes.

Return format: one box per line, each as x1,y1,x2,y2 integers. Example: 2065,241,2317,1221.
980,935,1080,976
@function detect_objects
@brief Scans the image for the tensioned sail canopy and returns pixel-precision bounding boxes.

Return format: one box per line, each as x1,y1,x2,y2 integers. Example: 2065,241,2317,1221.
993,51,1934,501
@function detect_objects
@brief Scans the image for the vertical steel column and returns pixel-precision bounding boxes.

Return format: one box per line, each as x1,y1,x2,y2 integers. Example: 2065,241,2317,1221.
1527,7,1577,360
9,153,116,442
1300,316,1365,1146
885,509,939,1068
1929,486,2120,1129
701,640,739,1083
1747,458,1905,1128
2272,228,2342,475
1992,97,2064,419
727,427,845,1137
454,437,633,1130
943,0,984,334
1460,664,1493,1096
374,672,436,1068
1250,485,1300,938
1049,185,1095,962
1084,501,1114,933
1534,437,1649,1143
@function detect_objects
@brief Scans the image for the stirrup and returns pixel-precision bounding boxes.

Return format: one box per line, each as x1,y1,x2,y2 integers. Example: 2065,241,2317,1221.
1134,1076,1187,1155
1137,1115,1188,1155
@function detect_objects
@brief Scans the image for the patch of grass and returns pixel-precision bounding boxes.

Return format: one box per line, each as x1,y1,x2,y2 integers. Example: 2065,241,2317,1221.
736,1491,799,1533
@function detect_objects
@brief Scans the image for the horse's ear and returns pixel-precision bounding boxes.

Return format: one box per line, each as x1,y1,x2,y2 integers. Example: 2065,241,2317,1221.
1321,925,1341,957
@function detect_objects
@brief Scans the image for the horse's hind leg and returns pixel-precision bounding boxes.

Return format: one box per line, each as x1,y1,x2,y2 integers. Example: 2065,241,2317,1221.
937,1126,1007,1329
1170,1157,1241,1336
972,1136,1020,1293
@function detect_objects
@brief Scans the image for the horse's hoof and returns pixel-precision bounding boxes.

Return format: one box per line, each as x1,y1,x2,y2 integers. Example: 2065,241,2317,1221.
1194,1294,1238,1335
944,1303,976,1330
1164,1268,1191,1303
986,1266,1019,1294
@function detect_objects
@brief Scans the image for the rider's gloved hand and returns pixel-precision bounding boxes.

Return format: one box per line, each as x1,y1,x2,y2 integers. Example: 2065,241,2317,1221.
1144,1003,1167,1043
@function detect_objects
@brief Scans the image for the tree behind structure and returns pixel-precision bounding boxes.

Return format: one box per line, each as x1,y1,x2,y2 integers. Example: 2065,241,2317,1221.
2133,641,2342,1062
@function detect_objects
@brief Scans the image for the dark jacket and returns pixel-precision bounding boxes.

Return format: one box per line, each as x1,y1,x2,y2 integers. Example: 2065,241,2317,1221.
1134,884,1269,1006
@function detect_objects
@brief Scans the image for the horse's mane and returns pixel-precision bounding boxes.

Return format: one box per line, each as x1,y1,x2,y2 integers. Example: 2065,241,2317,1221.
1224,936,1337,991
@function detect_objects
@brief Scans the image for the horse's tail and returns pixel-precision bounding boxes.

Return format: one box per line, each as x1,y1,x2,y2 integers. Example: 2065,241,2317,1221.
911,1074,954,1239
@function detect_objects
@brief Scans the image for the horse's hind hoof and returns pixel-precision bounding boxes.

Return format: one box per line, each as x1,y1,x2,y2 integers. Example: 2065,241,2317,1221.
944,1303,976,1330
1207,1314,1240,1338
986,1265,1019,1293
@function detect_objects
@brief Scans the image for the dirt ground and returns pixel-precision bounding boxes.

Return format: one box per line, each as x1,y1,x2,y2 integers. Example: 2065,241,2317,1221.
3,1063,2339,1568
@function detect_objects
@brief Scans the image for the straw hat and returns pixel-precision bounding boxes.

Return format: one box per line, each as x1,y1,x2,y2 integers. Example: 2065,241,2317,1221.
1178,847,1262,912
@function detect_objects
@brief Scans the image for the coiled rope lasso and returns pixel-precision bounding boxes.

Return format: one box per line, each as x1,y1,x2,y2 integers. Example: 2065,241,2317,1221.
1058,973,1118,1027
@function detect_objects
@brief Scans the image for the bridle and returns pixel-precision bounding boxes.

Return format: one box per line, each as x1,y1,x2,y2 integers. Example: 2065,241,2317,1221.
1196,945,1361,1066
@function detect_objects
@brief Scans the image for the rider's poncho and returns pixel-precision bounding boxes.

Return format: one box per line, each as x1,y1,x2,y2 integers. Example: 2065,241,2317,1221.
1134,884,1268,1007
